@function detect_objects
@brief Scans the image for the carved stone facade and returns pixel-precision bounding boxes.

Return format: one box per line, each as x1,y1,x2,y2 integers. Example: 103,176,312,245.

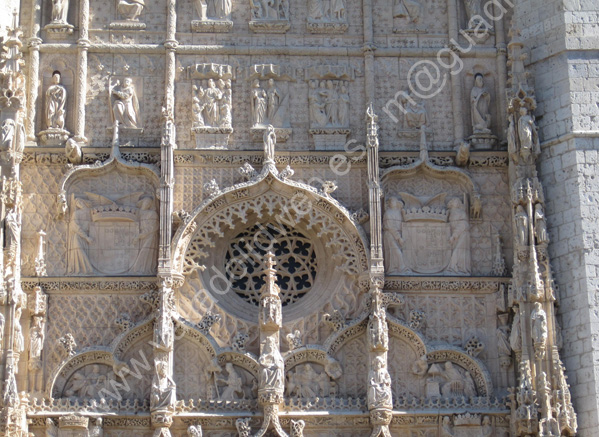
0,0,593,435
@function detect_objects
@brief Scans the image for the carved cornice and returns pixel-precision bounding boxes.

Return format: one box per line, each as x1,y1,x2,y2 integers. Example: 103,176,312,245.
383,277,509,294
21,277,158,294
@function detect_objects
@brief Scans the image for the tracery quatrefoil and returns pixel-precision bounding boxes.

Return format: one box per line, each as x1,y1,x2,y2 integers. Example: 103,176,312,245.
225,224,317,307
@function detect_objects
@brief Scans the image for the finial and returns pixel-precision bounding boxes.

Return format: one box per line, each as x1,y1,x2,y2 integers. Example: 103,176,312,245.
265,251,276,271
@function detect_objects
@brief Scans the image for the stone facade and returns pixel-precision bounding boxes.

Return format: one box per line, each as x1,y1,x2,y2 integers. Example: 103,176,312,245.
0,0,593,435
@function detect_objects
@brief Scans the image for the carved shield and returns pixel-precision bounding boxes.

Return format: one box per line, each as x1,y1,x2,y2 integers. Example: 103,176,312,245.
89,220,140,275
403,222,451,274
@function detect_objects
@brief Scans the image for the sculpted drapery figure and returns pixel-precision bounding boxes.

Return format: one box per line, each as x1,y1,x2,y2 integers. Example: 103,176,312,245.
251,80,267,126
515,205,529,246
383,197,409,274
130,197,159,274
531,303,548,350
534,203,549,244
266,79,281,122
259,336,284,391
446,198,471,274
192,79,231,128
470,73,491,134
45,71,67,130
151,358,176,409
393,0,423,23
308,0,345,22
117,0,145,21
309,80,350,128
308,80,327,127
218,363,244,400
29,316,45,359
51,0,69,23
110,78,142,129
517,107,540,159
263,125,276,163
194,0,231,20
368,356,392,408
67,197,94,275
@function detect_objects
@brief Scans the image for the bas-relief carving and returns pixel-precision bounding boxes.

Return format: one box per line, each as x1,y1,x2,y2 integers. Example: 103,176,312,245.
392,0,423,32
67,192,158,275
308,80,350,130
192,0,233,32
383,194,471,275
306,0,347,33
249,0,290,32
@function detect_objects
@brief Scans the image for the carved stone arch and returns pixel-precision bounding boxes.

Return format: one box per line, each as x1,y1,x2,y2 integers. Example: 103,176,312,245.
171,168,369,324
386,316,427,357
216,351,260,378
284,346,342,378
426,347,493,397
112,318,155,359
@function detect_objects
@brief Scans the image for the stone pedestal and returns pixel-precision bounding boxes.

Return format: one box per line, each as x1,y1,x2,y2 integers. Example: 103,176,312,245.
109,21,147,30
310,128,351,150
469,133,497,150
43,23,74,35
192,126,233,149
191,19,233,33
39,128,70,146
249,20,290,33
307,21,348,33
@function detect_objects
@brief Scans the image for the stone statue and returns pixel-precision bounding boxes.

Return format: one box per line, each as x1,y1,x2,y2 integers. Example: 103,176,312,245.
496,323,512,368
130,197,159,274
187,425,203,437
266,79,281,122
29,316,45,359
383,197,410,274
412,354,428,376
110,78,142,129
218,363,244,400
368,356,392,408
463,0,486,29
369,307,388,350
45,71,67,130
534,203,549,244
117,0,145,21
251,80,267,126
441,416,454,437
509,309,522,352
67,197,94,275
322,80,339,126
470,73,491,134
517,107,540,160
64,364,112,399
308,80,327,127
151,358,176,409
287,364,321,398
259,336,284,391
446,198,471,275
531,302,548,350
393,0,423,23
286,329,302,350
51,0,69,23
263,125,276,163
338,84,349,126
515,205,529,247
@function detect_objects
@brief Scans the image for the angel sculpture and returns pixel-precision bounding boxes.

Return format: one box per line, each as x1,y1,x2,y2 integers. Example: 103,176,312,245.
187,424,203,436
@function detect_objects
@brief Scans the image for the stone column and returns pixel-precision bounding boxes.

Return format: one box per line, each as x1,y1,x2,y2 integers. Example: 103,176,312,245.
25,0,42,144
74,0,90,144
362,0,375,104
366,104,383,274
447,0,464,143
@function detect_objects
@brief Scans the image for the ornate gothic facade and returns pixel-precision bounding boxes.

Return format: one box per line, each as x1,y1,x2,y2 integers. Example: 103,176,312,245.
0,0,593,435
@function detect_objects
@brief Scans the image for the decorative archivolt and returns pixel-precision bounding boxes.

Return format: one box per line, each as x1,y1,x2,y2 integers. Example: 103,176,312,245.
171,167,370,278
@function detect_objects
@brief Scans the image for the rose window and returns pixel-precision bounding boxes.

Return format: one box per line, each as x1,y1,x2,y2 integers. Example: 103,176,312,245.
225,224,317,307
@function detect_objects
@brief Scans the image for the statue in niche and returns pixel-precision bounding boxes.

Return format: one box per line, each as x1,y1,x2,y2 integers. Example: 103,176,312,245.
393,0,423,24
496,323,512,368
67,197,94,275
534,203,549,244
440,362,476,398
51,0,69,23
263,125,276,163
259,336,284,391
446,198,471,275
217,363,244,400
383,197,410,274
251,0,288,20
368,356,392,408
29,316,45,360
151,358,176,409
463,0,489,29
130,197,158,272
516,107,540,160
266,79,281,122
308,0,345,22
309,80,350,129
194,0,231,20
110,78,142,129
251,80,267,126
509,309,522,352
531,303,548,350
45,71,67,130
515,205,529,247
369,304,388,350
470,73,491,134
117,0,145,21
